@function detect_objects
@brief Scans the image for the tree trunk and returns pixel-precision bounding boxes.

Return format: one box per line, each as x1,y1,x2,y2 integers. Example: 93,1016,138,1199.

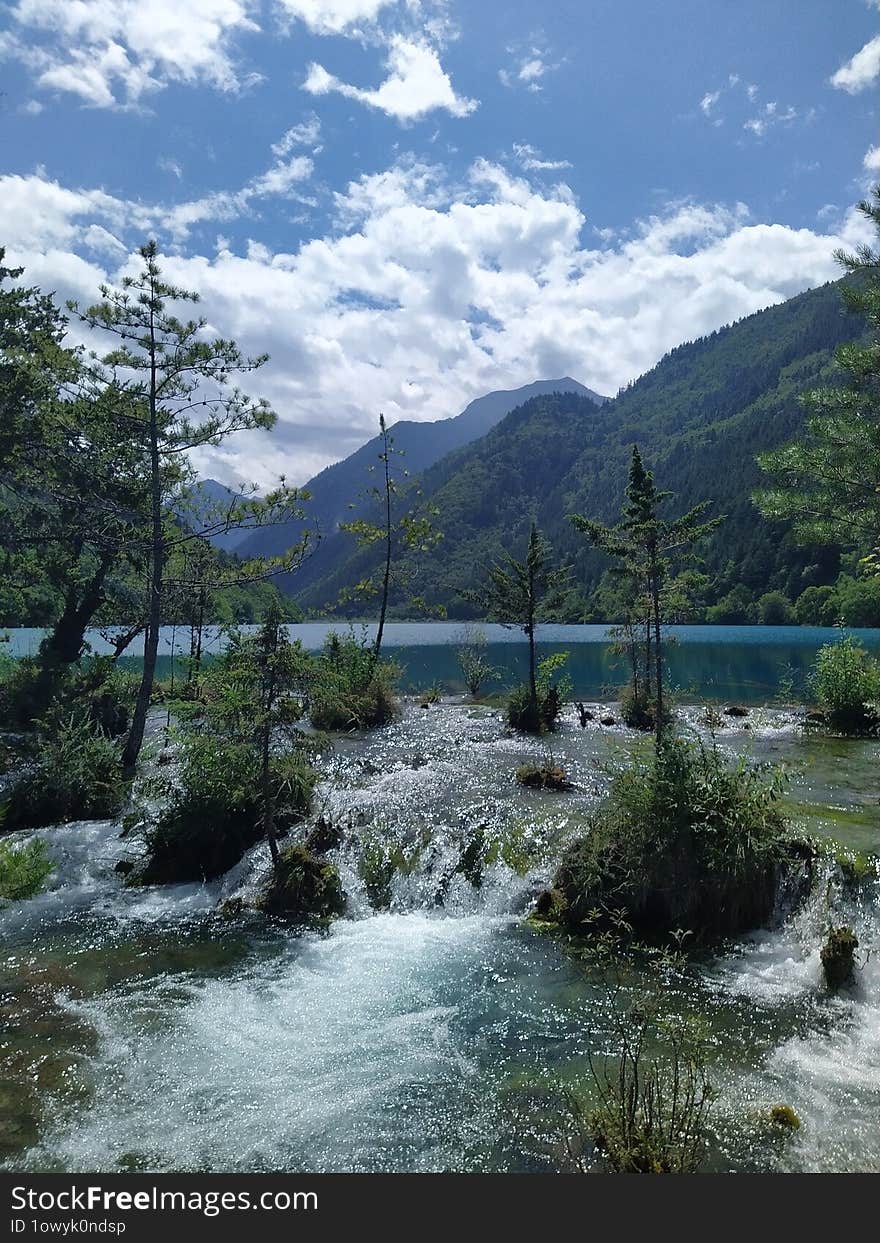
374,418,392,662
651,569,664,747
122,293,162,777
39,552,113,667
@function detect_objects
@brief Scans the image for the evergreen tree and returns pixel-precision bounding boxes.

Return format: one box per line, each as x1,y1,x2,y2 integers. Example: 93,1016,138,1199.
75,241,311,773
464,523,570,715
755,186,880,572
571,447,722,742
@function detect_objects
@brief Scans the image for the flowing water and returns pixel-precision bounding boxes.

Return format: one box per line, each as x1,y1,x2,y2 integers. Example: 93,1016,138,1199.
1,700,878,1173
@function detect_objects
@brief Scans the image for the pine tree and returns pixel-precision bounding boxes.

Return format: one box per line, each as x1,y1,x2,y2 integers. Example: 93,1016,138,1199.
571,448,722,743
74,241,311,773
755,186,880,569
464,523,570,717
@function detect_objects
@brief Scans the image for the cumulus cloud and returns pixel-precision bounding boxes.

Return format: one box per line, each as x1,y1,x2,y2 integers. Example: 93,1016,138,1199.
0,157,858,487
831,34,880,93
304,34,477,121
274,0,402,35
0,0,260,107
864,145,880,173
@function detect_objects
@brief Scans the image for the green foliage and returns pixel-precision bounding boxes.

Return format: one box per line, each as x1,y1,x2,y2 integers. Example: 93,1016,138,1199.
455,626,500,696
256,843,345,922
2,713,127,831
515,761,572,790
292,279,863,621
506,682,560,733
757,590,795,625
551,737,799,941
586,1009,714,1173
811,634,880,733
309,631,399,731
756,188,880,559
0,837,54,902
0,655,133,735
139,734,316,884
705,584,755,624
572,447,720,740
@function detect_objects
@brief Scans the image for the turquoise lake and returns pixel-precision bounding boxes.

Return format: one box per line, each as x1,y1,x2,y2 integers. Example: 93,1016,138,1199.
6,622,880,703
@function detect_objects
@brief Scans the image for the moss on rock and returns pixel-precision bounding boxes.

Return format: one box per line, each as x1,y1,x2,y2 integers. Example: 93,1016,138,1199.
257,844,345,923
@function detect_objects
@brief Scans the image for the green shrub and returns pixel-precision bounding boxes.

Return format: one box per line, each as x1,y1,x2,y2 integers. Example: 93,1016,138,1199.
618,684,673,732
508,653,570,734
586,1011,714,1173
2,713,127,831
548,738,809,941
309,633,399,731
515,761,572,790
0,656,132,736
795,585,838,627
811,635,880,733
456,628,500,697
137,735,316,885
256,843,345,923
757,591,795,626
0,836,54,901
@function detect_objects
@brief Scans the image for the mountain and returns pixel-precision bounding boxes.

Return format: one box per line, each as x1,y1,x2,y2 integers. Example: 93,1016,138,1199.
181,479,254,554
234,376,606,585
290,278,866,620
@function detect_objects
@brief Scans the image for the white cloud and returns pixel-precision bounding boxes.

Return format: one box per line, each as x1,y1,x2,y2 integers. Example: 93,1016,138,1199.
512,143,572,172
700,90,720,116
744,101,797,138
274,0,401,35
304,34,477,121
831,34,880,93
0,159,857,488
499,44,560,93
864,145,880,173
272,114,323,155
157,156,184,179
0,0,260,107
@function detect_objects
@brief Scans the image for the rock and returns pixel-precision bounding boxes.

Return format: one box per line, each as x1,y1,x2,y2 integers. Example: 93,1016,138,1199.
724,705,749,718
532,887,568,922
821,926,858,991
766,1104,801,1132
516,763,574,791
600,716,616,727
575,702,595,727
805,709,826,724
304,815,343,855
113,860,134,877
257,844,345,922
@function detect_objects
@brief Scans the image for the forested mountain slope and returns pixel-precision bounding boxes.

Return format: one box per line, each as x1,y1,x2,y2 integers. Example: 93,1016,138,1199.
234,377,604,577
293,278,867,621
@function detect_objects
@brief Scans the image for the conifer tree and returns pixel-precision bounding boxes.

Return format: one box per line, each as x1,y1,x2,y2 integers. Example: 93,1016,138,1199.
75,241,311,773
755,186,880,571
571,448,721,743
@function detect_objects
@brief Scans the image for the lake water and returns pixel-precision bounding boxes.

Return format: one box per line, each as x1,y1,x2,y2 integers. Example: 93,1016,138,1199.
6,622,880,703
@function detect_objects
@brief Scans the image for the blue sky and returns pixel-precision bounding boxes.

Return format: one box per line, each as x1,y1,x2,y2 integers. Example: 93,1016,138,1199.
0,0,878,485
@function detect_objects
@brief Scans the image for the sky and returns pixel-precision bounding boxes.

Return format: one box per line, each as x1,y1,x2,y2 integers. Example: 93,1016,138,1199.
0,0,878,487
